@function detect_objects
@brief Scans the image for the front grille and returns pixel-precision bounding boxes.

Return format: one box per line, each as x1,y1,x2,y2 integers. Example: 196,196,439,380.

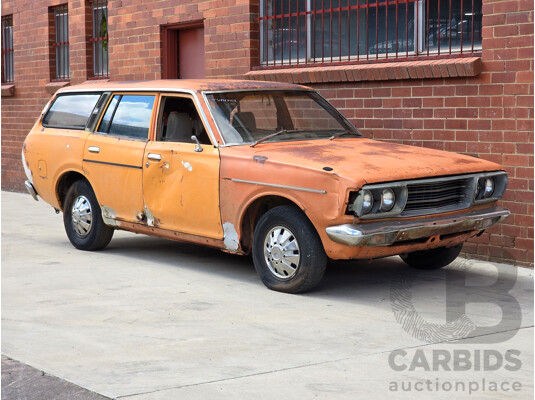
402,178,471,217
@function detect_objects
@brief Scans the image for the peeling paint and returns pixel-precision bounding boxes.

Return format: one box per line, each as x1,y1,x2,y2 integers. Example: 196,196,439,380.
144,205,156,227
159,161,170,172
223,222,239,251
181,161,193,172
101,206,121,227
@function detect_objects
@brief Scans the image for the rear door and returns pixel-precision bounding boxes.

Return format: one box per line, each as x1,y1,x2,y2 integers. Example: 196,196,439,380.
83,93,157,223
142,93,222,238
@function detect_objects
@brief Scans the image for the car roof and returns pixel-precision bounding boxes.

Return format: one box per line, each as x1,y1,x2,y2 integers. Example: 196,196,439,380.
57,79,311,94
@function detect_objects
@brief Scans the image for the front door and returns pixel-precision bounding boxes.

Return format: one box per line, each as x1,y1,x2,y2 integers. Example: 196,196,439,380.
83,93,156,223
142,94,222,238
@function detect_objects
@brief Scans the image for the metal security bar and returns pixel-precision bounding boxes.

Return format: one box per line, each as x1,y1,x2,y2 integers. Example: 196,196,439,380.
91,0,109,77
259,0,481,66
2,15,14,83
54,5,69,79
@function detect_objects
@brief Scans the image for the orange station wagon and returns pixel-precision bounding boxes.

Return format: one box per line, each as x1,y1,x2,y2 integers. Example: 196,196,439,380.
23,80,510,293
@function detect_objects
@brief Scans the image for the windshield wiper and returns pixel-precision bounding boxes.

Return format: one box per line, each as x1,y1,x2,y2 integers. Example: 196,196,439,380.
329,131,358,140
250,129,300,147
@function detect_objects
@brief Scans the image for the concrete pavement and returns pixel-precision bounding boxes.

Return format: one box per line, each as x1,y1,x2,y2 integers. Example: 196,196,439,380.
2,191,533,399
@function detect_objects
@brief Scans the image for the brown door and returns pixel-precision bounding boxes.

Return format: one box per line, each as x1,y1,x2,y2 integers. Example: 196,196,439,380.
162,24,205,79
178,27,205,78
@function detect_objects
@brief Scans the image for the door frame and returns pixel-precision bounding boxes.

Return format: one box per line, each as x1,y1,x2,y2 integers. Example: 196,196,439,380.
161,20,205,79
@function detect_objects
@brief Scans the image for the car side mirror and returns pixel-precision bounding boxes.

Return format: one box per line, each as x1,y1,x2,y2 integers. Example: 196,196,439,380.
191,135,203,152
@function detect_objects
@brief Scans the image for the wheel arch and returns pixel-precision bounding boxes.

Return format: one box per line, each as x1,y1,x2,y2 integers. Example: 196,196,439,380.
56,170,90,211
239,194,311,254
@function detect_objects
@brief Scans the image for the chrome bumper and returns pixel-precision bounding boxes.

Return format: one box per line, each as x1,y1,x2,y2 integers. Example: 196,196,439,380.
24,180,39,201
326,206,510,247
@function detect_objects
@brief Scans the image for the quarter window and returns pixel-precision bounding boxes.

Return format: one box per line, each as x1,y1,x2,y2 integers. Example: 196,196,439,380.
98,95,155,139
43,94,101,129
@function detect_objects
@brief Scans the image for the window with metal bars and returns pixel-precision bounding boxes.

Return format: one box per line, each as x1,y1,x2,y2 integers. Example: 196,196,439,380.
2,15,14,83
91,0,109,77
53,5,70,79
259,0,482,67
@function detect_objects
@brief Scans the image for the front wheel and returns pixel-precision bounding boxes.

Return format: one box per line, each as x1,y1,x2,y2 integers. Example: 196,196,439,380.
63,180,114,251
252,206,327,293
400,244,463,270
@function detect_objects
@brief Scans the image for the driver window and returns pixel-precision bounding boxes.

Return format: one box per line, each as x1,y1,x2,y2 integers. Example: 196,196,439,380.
158,96,211,144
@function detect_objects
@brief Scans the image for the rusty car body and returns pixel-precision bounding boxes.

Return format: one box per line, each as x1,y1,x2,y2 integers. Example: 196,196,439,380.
22,79,509,292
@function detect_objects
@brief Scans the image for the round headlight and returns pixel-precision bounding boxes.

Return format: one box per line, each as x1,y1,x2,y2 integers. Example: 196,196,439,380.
361,190,374,214
380,188,395,212
483,177,494,198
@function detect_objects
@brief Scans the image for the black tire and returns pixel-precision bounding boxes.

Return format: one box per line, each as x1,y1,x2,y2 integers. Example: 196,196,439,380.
252,205,327,293
400,244,463,270
63,180,114,251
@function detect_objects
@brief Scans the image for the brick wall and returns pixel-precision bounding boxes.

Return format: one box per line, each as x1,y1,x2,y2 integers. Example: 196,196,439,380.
1,0,533,265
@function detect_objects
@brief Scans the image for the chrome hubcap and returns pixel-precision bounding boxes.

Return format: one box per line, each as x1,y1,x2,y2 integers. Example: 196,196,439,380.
264,226,300,279
71,195,92,237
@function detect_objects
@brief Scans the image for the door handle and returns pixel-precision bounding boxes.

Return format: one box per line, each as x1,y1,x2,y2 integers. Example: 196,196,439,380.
88,146,100,153
147,153,162,161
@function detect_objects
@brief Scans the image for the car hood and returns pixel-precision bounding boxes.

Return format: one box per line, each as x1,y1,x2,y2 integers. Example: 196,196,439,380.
242,138,503,185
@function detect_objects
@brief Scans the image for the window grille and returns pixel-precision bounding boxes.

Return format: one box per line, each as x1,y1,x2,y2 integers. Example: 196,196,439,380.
91,0,109,77
259,0,482,67
2,15,14,83
53,5,70,79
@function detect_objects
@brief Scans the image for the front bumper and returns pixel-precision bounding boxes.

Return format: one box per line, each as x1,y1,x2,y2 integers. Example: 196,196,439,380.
326,206,510,247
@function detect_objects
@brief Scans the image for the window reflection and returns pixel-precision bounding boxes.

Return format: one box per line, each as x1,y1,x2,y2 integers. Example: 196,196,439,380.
43,94,101,128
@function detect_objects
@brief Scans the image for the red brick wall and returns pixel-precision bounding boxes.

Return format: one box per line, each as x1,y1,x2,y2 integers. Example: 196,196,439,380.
1,0,533,265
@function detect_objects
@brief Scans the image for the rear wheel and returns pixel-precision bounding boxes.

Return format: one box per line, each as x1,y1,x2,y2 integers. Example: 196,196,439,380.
63,180,114,251
252,206,327,293
400,244,463,270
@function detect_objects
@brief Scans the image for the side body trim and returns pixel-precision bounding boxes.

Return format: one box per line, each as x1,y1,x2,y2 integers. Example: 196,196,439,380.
231,178,326,194
83,159,143,170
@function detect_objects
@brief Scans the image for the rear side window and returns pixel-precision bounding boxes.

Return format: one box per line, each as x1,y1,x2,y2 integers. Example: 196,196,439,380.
43,94,101,129
97,94,155,139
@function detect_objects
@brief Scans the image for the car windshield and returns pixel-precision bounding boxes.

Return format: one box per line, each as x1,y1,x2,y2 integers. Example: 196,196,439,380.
205,90,362,145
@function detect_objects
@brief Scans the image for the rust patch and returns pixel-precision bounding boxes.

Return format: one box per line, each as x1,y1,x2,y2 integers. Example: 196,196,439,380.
143,205,160,227
159,162,170,172
101,206,121,228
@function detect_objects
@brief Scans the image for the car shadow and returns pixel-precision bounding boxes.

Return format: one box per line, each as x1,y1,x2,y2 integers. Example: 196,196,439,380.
104,235,258,282
103,235,414,296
